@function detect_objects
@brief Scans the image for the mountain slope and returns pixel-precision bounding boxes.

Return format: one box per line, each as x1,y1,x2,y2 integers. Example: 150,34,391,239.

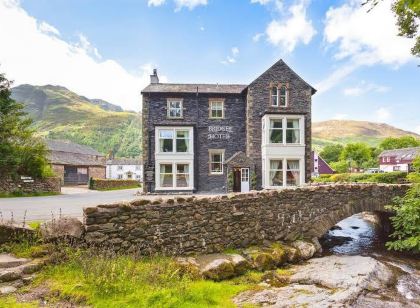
313,120,420,149
11,84,141,157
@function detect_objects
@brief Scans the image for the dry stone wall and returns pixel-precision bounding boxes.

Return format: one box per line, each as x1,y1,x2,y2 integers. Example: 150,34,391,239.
83,184,408,255
0,177,61,195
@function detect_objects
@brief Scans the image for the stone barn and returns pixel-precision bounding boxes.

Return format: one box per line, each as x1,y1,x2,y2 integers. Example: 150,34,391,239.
47,140,105,185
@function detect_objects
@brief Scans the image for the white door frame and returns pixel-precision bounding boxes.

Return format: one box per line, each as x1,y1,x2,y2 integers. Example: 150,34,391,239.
240,168,250,192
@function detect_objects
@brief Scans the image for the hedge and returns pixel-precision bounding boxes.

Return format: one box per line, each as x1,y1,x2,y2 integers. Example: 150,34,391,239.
312,172,408,184
89,178,141,191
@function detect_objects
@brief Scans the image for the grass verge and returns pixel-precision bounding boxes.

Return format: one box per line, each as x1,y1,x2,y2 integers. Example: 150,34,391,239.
93,184,141,191
0,247,257,307
0,191,60,198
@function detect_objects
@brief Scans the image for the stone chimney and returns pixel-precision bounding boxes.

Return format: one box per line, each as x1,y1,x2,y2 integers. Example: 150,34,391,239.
150,69,159,84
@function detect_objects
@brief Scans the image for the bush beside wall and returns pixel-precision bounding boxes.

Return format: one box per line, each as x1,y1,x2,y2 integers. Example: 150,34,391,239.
312,172,408,184
89,178,140,190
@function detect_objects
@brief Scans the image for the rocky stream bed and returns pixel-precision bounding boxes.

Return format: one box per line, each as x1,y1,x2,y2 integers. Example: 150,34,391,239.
234,212,420,307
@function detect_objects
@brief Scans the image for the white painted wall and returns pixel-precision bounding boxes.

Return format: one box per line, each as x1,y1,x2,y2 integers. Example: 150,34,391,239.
106,164,143,181
379,164,409,173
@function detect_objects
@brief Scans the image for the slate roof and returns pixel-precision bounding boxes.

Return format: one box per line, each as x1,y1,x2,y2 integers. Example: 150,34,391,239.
107,158,143,165
142,83,248,94
47,140,102,156
379,147,420,160
46,140,105,166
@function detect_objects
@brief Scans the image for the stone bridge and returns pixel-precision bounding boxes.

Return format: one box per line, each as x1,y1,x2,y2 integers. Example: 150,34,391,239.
84,184,409,255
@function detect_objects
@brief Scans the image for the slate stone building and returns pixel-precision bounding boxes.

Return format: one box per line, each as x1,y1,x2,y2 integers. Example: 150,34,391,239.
141,59,316,193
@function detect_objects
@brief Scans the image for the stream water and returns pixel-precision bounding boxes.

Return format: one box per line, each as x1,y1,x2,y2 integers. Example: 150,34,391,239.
320,213,420,307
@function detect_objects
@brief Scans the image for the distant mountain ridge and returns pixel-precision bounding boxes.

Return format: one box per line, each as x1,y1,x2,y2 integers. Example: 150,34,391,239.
11,85,418,156
313,120,420,149
11,84,141,158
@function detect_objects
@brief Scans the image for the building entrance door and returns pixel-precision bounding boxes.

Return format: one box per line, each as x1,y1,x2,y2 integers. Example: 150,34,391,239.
233,168,241,192
240,168,250,192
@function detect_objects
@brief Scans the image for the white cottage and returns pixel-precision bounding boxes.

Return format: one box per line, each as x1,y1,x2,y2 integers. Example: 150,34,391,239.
106,158,143,181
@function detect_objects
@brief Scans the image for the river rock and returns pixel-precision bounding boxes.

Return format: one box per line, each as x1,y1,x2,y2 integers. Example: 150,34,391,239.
290,240,316,260
234,255,395,307
200,258,235,281
190,253,251,281
40,218,84,242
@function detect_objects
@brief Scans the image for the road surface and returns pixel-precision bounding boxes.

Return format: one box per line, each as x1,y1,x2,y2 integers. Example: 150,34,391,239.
0,188,141,223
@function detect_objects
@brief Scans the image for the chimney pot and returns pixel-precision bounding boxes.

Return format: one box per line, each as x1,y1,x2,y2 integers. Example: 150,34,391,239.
150,68,159,84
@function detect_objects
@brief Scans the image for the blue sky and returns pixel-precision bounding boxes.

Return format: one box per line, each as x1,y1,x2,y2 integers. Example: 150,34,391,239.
0,0,419,133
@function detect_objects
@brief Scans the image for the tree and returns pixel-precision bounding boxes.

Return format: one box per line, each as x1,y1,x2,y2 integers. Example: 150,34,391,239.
379,136,420,150
386,155,420,252
330,160,349,173
364,0,420,57
340,143,372,168
0,72,50,179
320,144,344,163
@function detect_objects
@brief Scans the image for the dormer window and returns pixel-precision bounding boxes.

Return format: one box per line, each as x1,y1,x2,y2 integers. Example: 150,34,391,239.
270,84,288,107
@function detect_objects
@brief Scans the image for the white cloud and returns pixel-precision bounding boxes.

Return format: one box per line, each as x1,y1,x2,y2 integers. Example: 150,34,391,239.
316,0,416,94
76,34,102,59
200,26,205,31
221,47,240,65
315,63,358,94
251,0,283,11
0,0,157,111
174,0,207,11
147,0,207,11
324,0,414,66
343,80,390,96
38,21,60,36
332,113,349,120
265,0,316,52
148,0,166,7
252,33,264,42
375,107,391,121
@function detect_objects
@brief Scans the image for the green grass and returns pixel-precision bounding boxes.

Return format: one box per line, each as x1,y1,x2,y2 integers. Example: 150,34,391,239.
0,191,60,198
0,297,38,308
19,249,254,307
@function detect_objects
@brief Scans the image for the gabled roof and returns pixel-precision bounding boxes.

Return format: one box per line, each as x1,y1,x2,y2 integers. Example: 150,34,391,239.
46,140,103,156
107,158,143,165
249,59,317,95
379,147,420,160
142,83,247,94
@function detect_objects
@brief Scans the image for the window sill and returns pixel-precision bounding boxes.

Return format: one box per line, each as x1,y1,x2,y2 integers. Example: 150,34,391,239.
166,117,184,120
209,172,224,176
155,187,194,191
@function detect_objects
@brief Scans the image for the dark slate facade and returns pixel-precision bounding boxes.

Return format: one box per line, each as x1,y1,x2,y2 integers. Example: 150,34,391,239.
142,59,316,193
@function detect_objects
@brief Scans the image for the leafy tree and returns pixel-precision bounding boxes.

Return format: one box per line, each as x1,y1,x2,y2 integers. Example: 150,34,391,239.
320,144,344,163
0,72,50,179
386,156,420,252
379,136,420,150
330,160,349,173
364,0,420,57
340,143,372,168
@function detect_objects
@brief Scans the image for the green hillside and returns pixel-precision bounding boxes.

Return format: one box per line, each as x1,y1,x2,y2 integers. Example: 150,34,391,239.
11,84,142,158
312,120,420,151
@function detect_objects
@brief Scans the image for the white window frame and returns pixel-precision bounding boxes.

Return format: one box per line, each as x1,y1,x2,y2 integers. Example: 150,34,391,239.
265,158,304,189
209,149,225,175
264,115,304,146
117,165,123,171
156,162,193,190
167,99,183,119
209,100,224,119
156,127,193,154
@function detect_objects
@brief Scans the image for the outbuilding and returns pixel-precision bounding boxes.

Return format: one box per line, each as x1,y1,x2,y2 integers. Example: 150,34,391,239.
47,140,106,185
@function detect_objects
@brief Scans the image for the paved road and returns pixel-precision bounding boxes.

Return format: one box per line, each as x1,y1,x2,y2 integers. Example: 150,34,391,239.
0,188,141,223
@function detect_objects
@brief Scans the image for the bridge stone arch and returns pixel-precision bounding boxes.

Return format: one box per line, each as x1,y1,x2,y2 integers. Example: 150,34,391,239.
84,184,409,255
